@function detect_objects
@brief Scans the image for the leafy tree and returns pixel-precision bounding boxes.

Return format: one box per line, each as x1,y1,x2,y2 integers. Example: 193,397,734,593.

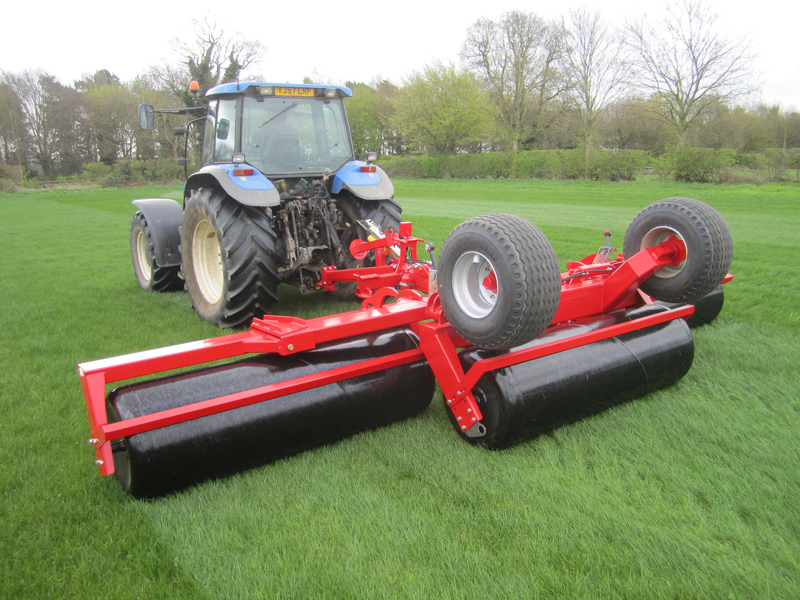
1,71,92,177
625,0,758,152
461,11,567,152
40,75,88,176
392,62,492,167
374,81,407,155
344,83,382,159
84,80,139,164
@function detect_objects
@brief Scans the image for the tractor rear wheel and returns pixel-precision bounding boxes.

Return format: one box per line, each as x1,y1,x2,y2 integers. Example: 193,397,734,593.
181,186,280,328
130,211,182,292
623,197,732,303
332,196,402,300
438,213,561,350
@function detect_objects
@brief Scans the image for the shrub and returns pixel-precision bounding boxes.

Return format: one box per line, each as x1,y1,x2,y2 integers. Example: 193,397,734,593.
560,149,585,180
511,151,562,179
81,162,112,182
591,150,651,182
673,148,735,183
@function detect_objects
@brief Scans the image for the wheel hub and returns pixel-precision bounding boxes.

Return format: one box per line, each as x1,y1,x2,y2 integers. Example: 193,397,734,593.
451,251,498,319
136,231,151,282
192,219,224,304
641,226,687,278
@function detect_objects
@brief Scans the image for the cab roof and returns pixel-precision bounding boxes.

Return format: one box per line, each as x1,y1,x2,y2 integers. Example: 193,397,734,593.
206,82,353,98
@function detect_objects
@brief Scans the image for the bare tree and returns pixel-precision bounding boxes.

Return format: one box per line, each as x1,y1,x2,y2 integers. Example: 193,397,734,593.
171,16,266,103
625,0,759,150
563,8,630,178
461,11,567,152
0,79,27,170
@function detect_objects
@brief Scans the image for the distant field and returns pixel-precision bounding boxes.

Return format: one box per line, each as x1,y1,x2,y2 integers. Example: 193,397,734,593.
1,179,798,599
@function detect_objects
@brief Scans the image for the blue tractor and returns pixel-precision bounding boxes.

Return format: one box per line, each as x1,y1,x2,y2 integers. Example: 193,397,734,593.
133,82,401,328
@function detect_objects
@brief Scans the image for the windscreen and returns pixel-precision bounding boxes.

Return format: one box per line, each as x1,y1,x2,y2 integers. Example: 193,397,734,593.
240,96,354,176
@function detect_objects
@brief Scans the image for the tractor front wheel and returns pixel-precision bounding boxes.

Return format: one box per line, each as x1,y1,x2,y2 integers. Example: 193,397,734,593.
438,213,561,350
129,211,182,292
623,197,733,304
181,187,280,328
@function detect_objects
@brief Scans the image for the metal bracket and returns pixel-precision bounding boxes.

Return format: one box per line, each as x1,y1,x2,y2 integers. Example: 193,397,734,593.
464,422,487,438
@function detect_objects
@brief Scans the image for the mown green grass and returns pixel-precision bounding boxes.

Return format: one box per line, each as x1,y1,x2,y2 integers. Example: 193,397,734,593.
1,179,798,599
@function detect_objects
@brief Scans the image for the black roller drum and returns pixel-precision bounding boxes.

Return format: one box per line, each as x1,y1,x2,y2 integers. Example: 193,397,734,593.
107,327,435,498
455,306,695,449
655,284,725,328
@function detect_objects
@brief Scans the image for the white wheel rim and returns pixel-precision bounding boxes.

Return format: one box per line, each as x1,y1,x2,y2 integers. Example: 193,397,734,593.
641,226,686,278
136,230,152,282
451,251,498,319
192,219,224,303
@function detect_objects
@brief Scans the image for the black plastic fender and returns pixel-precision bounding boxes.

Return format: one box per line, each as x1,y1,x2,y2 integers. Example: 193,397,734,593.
131,199,183,267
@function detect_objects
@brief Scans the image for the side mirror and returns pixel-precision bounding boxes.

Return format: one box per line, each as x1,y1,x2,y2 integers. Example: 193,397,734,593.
216,119,230,140
366,151,378,163
138,104,155,130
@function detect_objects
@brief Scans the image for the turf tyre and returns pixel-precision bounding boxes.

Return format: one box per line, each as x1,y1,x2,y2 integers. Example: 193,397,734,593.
623,197,732,303
438,213,561,350
130,211,182,292
181,186,280,328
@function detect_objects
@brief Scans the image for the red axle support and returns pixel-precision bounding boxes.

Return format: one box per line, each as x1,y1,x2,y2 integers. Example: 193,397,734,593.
79,220,719,476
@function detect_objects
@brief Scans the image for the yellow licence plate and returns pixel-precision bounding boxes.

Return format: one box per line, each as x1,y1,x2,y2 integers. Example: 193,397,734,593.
275,87,315,97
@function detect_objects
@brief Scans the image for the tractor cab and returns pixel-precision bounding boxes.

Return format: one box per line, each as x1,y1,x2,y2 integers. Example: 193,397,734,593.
202,84,356,195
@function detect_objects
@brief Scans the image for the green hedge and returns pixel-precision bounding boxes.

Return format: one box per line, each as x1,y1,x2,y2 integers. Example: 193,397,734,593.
672,148,736,183
379,150,652,181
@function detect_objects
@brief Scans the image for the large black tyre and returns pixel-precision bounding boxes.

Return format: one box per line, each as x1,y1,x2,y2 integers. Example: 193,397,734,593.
331,196,402,300
181,187,280,328
623,197,733,303
438,213,561,350
130,211,182,292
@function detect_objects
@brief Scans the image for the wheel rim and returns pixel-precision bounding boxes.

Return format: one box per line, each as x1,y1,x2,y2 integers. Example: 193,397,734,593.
451,251,498,319
136,230,152,282
641,226,686,278
192,218,224,304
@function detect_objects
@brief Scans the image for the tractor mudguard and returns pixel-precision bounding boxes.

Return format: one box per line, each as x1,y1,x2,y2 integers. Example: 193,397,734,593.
131,199,183,267
186,165,281,207
332,161,394,201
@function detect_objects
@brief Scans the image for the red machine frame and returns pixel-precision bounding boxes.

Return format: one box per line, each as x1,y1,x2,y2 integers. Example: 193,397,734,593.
79,222,730,475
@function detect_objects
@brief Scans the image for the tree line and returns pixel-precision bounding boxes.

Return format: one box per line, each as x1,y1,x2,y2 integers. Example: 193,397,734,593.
1,1,798,189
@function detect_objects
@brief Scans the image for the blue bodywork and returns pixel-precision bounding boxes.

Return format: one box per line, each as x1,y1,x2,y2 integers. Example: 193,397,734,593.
206,82,352,98
185,160,391,206
214,164,276,191
332,161,385,193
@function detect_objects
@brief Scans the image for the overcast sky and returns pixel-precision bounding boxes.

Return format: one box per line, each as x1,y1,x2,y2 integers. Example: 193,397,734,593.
4,0,798,110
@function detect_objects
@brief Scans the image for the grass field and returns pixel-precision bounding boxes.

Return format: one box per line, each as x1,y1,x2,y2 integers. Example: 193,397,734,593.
1,178,799,599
